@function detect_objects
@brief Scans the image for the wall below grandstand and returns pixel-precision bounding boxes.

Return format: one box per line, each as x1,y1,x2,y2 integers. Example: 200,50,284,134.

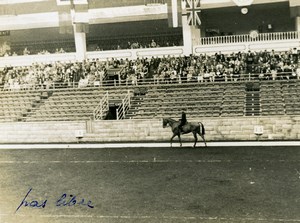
0,121,86,143
0,116,299,144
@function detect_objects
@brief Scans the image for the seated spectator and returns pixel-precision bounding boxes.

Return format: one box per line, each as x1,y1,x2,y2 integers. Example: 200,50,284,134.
127,42,131,49
209,68,216,82
203,69,211,82
291,47,298,63
197,71,204,83
169,68,178,83
269,68,276,80
131,42,140,49
150,39,157,48
23,47,30,55
263,67,270,80
38,50,50,55
43,78,53,90
187,66,194,82
127,73,138,85
0,41,11,57
233,67,240,81
78,78,88,88
59,48,65,53
258,70,265,81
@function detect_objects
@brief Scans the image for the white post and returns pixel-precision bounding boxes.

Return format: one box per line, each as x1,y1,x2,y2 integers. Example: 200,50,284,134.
296,17,300,39
73,30,87,61
71,1,88,61
122,103,125,119
182,12,192,55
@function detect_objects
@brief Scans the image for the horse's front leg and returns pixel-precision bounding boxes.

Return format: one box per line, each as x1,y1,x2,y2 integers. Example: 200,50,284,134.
178,134,182,147
170,134,177,148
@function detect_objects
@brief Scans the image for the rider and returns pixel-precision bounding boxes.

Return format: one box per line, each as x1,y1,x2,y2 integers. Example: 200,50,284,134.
178,111,187,133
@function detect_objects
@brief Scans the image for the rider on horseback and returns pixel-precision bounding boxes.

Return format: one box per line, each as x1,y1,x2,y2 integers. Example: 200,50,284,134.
178,111,187,133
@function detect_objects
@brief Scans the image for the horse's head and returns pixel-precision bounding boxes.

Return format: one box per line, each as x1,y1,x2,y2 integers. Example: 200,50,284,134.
162,118,168,128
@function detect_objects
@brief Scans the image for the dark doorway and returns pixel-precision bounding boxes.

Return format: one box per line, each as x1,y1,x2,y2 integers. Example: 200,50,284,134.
105,105,118,120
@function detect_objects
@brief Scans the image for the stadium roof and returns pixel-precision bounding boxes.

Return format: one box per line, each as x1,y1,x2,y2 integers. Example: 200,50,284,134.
0,0,292,31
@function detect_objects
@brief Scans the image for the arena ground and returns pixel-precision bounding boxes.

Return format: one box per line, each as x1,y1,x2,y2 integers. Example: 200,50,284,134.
0,144,299,223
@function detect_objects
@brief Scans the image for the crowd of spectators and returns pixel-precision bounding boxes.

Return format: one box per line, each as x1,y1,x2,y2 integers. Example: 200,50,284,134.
0,35,182,57
0,59,108,91
92,35,181,51
1,48,300,91
119,48,300,85
0,42,68,57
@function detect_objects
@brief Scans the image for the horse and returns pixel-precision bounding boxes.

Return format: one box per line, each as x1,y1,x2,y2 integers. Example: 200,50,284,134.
162,117,207,148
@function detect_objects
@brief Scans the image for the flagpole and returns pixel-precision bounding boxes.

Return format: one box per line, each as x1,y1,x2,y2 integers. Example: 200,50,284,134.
181,0,192,55
171,0,178,27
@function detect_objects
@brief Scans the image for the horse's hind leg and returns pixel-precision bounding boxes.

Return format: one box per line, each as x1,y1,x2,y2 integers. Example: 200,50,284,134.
200,134,207,147
193,132,198,148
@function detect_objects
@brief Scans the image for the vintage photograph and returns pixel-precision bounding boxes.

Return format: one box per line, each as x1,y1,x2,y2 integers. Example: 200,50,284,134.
0,0,300,222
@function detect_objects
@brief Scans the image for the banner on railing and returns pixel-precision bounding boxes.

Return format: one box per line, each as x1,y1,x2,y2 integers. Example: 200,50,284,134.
232,0,253,7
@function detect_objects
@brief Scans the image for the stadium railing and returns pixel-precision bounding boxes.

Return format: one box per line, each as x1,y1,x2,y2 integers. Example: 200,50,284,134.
200,31,299,45
0,71,297,92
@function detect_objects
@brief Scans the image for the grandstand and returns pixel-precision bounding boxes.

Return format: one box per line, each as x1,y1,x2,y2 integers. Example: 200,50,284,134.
2,1,300,222
1,78,300,123
3,0,300,144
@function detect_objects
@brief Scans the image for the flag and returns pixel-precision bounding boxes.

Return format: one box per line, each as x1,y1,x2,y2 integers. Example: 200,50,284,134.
185,0,201,26
167,0,182,28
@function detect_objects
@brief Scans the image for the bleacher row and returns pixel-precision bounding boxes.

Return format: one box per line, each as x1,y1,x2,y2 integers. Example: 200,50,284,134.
259,81,300,116
130,83,242,119
0,80,299,122
26,88,132,122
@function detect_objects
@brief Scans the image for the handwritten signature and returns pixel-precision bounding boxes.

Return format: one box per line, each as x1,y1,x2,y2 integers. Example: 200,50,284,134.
16,188,94,213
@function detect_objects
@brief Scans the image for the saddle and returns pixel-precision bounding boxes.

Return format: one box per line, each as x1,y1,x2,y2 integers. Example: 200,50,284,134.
177,121,188,132
178,120,188,125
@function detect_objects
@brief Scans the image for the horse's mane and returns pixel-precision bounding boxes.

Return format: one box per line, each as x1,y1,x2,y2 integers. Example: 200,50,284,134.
165,117,178,123
165,117,179,123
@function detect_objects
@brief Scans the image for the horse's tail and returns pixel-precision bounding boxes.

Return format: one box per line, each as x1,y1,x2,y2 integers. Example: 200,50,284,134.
198,122,205,135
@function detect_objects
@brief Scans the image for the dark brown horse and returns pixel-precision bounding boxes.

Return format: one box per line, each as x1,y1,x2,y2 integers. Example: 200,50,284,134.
162,118,207,148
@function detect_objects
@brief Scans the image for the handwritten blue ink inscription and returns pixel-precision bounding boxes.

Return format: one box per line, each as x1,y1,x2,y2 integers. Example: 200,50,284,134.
15,188,94,213
15,188,47,213
56,193,94,208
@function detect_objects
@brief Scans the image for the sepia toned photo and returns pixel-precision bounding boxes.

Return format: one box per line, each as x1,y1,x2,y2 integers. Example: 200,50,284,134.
0,0,300,222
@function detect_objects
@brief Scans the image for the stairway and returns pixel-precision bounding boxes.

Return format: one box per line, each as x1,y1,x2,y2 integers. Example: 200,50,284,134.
245,83,260,116
21,91,52,121
126,95,145,119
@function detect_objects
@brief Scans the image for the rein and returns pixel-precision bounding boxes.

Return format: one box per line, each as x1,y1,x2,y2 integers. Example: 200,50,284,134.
166,118,177,126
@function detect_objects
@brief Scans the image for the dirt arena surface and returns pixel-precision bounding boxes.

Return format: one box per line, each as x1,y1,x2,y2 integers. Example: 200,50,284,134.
0,145,299,222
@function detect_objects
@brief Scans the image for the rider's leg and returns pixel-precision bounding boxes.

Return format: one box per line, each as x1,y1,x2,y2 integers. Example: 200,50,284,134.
178,123,183,132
